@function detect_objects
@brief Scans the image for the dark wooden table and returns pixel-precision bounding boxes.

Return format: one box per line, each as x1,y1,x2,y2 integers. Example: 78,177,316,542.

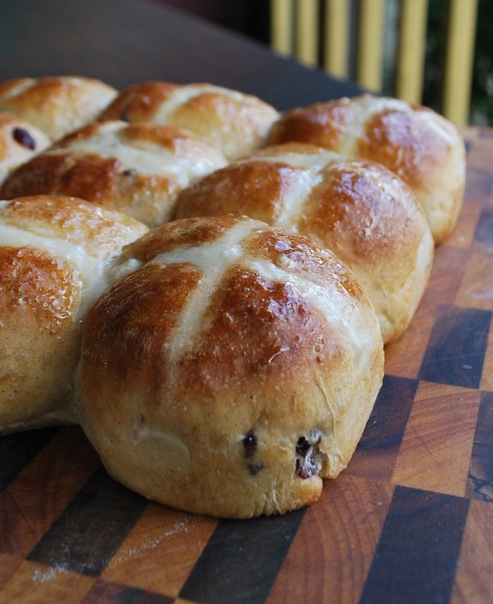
1,1,492,603
0,0,362,109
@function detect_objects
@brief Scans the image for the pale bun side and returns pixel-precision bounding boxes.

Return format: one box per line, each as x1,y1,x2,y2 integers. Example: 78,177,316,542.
78,214,384,518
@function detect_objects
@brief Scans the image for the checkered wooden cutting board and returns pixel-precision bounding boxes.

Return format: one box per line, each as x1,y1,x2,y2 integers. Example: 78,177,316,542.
1,127,492,604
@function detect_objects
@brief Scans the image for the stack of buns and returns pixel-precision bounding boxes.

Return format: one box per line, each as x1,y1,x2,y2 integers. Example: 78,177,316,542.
0,76,466,518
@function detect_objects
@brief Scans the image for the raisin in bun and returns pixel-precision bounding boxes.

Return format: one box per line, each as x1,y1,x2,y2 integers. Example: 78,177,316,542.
176,143,434,344
0,195,148,434
0,76,117,141
0,113,50,184
99,81,279,161
77,214,384,518
0,120,227,227
269,94,466,244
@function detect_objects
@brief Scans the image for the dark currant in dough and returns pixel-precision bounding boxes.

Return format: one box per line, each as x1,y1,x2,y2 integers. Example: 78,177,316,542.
295,435,322,479
13,127,36,150
243,430,257,459
247,461,265,476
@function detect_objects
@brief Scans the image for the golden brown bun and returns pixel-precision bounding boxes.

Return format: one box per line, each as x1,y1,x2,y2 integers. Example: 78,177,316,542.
269,94,466,244
78,214,384,518
0,195,148,434
176,143,434,344
100,81,279,160
0,76,117,141
0,112,51,184
0,120,227,227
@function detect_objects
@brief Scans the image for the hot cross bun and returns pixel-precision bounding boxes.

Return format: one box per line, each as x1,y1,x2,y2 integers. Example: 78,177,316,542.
1,120,227,227
77,214,384,518
100,81,279,161
0,195,148,434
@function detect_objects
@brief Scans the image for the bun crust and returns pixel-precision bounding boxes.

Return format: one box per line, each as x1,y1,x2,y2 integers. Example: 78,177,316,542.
0,76,117,141
0,120,227,227
100,81,279,160
0,195,148,434
78,214,384,518
269,94,466,243
0,113,51,184
176,143,434,343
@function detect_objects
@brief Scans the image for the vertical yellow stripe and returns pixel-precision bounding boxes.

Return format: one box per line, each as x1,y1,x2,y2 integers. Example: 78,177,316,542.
396,0,428,104
356,0,386,91
295,0,319,66
323,0,350,78
271,0,293,55
443,0,478,125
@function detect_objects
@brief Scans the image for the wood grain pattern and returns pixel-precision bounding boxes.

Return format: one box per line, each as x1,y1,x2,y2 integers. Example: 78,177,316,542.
101,505,217,597
0,561,95,604
0,428,99,559
383,245,469,379
393,381,481,498
361,487,469,603
451,499,493,603
267,475,393,604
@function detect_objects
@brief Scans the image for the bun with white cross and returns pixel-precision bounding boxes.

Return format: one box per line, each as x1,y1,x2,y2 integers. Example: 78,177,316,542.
0,120,227,228
77,213,384,518
99,80,280,161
